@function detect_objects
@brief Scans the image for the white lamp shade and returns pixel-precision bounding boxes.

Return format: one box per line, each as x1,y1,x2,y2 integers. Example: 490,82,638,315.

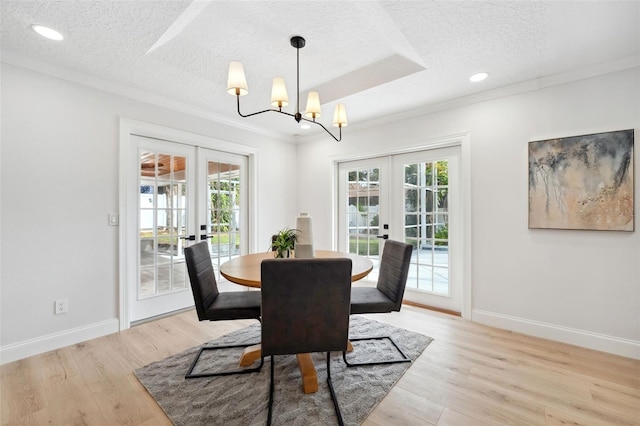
270,77,289,107
227,61,248,96
305,92,321,119
333,103,348,127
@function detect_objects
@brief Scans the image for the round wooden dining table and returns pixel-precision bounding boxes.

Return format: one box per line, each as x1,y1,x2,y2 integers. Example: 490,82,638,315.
219,249,373,394
220,249,374,288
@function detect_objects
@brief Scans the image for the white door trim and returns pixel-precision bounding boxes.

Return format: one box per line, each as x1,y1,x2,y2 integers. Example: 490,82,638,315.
118,118,259,330
330,132,472,319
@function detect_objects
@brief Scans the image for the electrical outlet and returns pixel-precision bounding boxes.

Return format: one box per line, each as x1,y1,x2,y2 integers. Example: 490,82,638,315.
55,298,68,314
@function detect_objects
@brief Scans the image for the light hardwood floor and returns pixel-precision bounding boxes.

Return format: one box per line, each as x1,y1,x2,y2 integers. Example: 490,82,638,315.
2,306,639,425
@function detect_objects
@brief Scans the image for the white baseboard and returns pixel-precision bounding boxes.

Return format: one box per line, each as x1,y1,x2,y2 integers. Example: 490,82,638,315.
472,309,640,360
0,319,120,365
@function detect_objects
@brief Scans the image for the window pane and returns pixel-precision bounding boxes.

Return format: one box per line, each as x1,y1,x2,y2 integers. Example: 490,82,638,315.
436,161,448,185
405,189,418,212
405,164,417,185
423,163,433,186
140,238,154,267
434,244,449,267
172,263,187,290
345,166,382,279
157,265,171,293
433,267,449,295
417,264,433,292
138,150,190,300
140,267,155,298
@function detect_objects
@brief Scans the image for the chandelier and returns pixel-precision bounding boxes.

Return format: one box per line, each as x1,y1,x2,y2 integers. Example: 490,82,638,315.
226,36,347,142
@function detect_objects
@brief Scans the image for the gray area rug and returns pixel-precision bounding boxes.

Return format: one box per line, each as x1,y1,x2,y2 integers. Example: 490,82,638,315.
135,316,433,425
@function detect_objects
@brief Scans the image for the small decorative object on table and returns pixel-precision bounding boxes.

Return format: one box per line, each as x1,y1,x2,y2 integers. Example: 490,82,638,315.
271,227,298,258
295,213,315,258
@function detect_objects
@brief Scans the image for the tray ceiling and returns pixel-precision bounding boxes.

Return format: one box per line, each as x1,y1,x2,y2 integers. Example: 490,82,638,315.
2,1,638,140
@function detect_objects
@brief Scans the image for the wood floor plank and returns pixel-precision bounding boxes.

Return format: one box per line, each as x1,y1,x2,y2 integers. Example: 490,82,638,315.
38,375,104,425
466,365,594,409
2,307,639,426
399,368,547,425
0,358,46,424
436,407,491,426
364,385,443,425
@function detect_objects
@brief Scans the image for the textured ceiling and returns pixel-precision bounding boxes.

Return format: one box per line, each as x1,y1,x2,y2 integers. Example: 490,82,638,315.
2,1,639,141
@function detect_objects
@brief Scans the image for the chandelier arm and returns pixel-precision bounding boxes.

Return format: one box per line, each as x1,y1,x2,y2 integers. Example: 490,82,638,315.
300,117,342,142
236,95,288,118
236,95,301,120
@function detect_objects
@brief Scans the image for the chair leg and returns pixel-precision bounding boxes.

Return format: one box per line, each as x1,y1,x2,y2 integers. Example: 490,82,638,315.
342,336,411,367
267,356,275,426
185,343,263,379
326,352,345,426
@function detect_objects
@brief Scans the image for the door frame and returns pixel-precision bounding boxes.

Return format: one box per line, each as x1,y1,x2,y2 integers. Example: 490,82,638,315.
118,118,259,330
330,132,472,319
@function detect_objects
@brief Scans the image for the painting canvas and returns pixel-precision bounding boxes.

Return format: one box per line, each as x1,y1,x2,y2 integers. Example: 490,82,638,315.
528,129,634,231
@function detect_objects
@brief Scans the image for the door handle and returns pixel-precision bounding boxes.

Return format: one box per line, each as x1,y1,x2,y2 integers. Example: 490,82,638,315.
180,235,196,241
376,234,389,240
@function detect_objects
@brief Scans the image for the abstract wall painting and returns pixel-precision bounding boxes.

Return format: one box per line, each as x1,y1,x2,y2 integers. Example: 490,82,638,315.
528,129,634,231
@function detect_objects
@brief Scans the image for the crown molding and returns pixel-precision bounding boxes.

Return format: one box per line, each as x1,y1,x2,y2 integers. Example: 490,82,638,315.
0,49,295,143
3,49,636,146
298,55,640,144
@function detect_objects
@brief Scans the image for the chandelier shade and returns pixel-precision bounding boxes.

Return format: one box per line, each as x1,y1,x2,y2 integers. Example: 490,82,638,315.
227,61,248,96
305,92,321,119
270,77,289,108
227,36,346,142
333,103,348,128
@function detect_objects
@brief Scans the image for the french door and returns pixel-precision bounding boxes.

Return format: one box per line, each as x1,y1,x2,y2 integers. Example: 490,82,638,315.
338,146,462,313
126,135,247,323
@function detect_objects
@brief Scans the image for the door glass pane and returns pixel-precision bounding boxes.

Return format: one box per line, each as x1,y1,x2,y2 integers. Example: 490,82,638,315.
346,167,381,277
207,161,242,276
403,160,449,296
138,149,188,299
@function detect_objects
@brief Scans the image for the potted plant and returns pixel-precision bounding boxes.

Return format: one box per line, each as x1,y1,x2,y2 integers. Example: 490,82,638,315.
271,227,298,258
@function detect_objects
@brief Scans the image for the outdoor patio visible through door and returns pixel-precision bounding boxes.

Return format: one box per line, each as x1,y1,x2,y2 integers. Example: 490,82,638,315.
338,145,462,314
125,135,248,323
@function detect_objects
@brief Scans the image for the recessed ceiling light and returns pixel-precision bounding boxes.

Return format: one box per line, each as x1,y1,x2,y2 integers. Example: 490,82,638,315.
469,72,489,83
300,123,311,130
31,24,64,41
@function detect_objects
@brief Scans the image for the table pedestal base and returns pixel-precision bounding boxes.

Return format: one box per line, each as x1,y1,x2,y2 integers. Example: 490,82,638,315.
238,341,354,394
239,344,262,367
296,354,318,393
239,345,319,394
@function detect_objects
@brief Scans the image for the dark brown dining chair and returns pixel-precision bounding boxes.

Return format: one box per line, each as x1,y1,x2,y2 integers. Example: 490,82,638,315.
261,258,352,426
183,241,263,379
343,239,413,367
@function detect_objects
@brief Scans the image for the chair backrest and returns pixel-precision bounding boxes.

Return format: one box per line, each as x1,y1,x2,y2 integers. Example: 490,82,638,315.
260,258,352,356
376,240,413,311
184,242,219,321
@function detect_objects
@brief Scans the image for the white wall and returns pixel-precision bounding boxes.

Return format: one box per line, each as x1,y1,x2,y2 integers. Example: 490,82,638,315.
296,67,640,358
2,62,638,362
0,64,297,362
